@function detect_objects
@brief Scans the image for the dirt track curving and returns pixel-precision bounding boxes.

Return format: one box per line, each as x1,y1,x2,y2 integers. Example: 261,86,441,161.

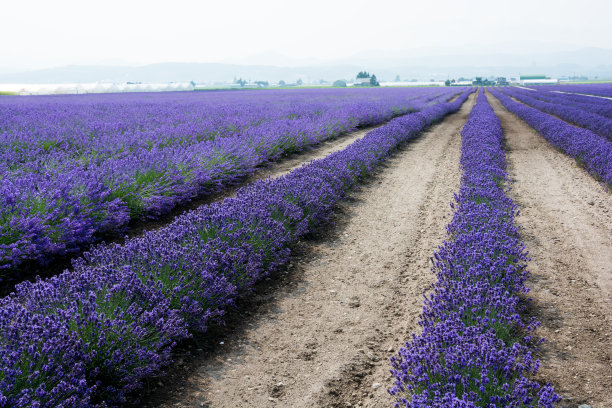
138,93,477,408
487,91,612,408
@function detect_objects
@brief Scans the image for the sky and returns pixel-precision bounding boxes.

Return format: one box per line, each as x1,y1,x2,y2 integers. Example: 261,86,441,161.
2,0,611,72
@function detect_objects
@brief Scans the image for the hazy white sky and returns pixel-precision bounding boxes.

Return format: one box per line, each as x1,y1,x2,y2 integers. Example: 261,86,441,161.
2,0,611,71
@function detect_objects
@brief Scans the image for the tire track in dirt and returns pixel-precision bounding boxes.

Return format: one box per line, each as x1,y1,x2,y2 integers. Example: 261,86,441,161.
139,92,476,408
487,91,612,407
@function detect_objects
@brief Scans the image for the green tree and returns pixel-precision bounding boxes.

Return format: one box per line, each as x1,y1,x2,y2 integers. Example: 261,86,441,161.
279,80,286,86
445,79,451,86
296,78,303,86
333,80,347,87
356,71,370,79
369,75,379,86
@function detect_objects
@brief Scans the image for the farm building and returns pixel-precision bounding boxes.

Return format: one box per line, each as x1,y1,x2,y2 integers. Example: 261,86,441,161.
354,77,371,86
519,75,559,85
454,80,473,86
497,77,509,86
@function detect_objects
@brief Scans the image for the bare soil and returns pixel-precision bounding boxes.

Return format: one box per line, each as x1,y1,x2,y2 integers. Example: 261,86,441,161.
487,91,612,408
136,93,477,408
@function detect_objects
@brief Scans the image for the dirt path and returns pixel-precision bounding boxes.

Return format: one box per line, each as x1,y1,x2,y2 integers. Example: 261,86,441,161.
138,93,476,408
487,91,612,407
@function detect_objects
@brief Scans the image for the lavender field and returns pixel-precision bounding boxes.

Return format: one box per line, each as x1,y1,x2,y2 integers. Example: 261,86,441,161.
1,84,611,408
0,87,460,271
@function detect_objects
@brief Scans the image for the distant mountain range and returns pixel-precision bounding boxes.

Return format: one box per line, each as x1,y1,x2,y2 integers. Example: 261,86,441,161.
1,47,610,84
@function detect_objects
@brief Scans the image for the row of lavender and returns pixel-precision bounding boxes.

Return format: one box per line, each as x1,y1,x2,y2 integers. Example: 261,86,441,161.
500,86,612,140
538,83,612,98
488,88,612,185
0,87,462,271
389,91,559,407
0,89,473,407
522,87,612,119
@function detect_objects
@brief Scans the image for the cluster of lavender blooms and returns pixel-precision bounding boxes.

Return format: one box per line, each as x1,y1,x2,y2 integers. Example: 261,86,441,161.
501,87,612,141
522,87,612,119
536,83,612,98
389,90,560,408
0,87,463,271
0,89,474,407
488,88,612,186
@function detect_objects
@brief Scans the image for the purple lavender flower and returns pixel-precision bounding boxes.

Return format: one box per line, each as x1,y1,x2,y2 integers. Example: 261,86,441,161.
389,90,561,407
488,88,612,186
0,89,474,407
499,86,612,141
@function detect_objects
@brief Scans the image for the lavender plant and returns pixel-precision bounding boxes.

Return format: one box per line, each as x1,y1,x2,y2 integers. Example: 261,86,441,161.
518,87,612,119
389,90,560,407
500,87,612,141
536,83,612,98
0,87,463,271
488,88,612,186
0,89,474,407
